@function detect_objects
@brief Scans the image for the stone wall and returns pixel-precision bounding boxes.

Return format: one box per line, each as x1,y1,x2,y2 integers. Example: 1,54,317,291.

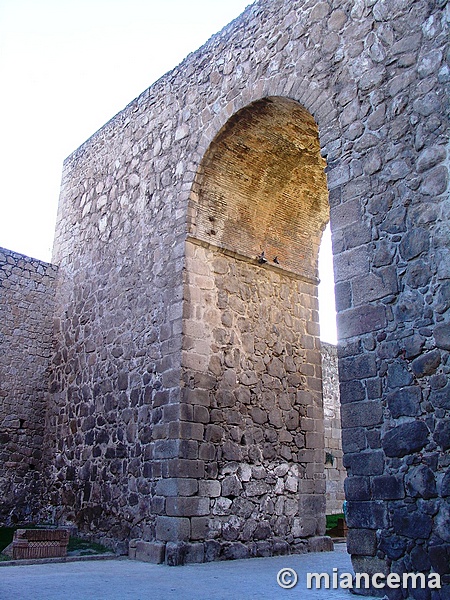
321,342,345,516
0,248,57,523
0,0,446,590
172,239,326,558
44,128,187,550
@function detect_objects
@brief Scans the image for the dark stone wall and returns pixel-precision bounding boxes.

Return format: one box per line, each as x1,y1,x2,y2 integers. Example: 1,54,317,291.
0,247,57,524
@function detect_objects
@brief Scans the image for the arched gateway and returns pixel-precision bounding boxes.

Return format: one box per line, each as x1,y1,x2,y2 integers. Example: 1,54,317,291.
0,0,448,596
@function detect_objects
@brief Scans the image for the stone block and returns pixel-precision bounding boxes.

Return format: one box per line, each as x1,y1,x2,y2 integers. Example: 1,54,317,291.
344,476,371,501
386,386,421,418
429,383,450,411
344,451,384,476
331,198,361,231
342,428,367,453
153,439,180,459
273,538,290,555
298,494,326,517
428,544,450,575
199,480,221,498
435,323,450,350
405,464,437,499
410,544,431,573
134,541,166,563
392,508,432,539
193,404,210,424
204,540,221,562
372,475,405,500
178,440,199,460
434,420,450,450
253,540,273,557
382,421,429,457
441,467,450,497
205,424,224,443
155,477,198,497
305,432,324,449
191,517,210,540
184,542,205,564
334,246,370,283
221,475,242,498
351,556,389,587
386,361,413,389
292,517,317,537
244,481,271,497
346,529,377,556
411,349,441,377
151,496,166,515
307,536,334,553
339,380,365,403
352,268,398,303
338,305,387,339
339,353,377,381
165,542,188,566
164,459,205,478
378,533,407,561
199,442,216,460
334,281,352,312
166,496,210,517
221,542,250,560
346,501,387,529
183,388,211,406
155,516,190,542
341,401,383,428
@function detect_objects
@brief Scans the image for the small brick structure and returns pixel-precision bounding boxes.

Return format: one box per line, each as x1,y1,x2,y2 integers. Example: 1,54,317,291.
12,529,69,560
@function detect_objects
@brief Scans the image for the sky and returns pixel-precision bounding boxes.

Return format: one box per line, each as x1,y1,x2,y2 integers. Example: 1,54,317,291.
0,0,337,343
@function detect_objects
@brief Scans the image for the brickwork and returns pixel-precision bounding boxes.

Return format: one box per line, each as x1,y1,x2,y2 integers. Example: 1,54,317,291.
0,248,57,523
190,96,329,279
0,0,448,590
11,528,69,560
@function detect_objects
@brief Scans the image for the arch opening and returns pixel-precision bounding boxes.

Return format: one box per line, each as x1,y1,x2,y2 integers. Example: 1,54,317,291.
182,96,337,555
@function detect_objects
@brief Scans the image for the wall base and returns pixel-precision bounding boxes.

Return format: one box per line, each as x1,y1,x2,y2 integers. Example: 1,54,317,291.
129,536,333,565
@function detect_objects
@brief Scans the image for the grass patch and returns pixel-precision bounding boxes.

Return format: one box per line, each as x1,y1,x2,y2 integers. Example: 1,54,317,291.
326,513,344,531
0,553,12,561
67,537,110,555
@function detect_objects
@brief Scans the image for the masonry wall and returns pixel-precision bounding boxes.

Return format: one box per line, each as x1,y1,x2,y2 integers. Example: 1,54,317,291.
44,0,449,587
172,239,326,559
44,113,188,550
321,342,345,516
0,248,57,523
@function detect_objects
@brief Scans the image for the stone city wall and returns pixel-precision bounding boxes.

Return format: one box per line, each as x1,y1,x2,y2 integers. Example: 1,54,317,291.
0,0,446,591
321,342,345,516
0,247,57,523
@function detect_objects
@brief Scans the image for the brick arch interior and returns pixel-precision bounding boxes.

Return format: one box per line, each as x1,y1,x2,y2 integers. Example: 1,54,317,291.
181,96,332,556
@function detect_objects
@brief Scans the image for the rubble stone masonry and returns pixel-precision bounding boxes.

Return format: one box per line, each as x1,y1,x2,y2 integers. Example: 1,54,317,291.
0,248,57,523
322,342,345,515
0,0,448,595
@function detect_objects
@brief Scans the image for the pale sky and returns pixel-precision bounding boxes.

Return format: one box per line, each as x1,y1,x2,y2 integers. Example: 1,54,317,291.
0,0,337,343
